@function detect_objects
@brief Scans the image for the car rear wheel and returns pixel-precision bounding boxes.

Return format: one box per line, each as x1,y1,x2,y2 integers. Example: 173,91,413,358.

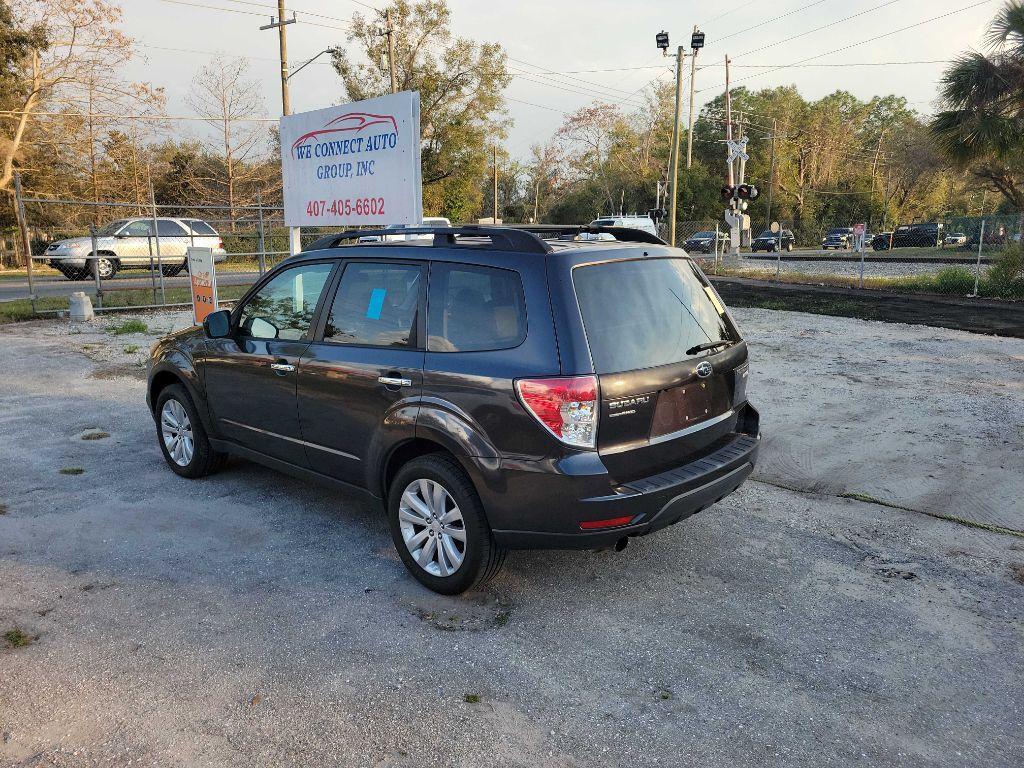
161,262,186,277
388,454,506,595
155,384,225,479
91,256,118,280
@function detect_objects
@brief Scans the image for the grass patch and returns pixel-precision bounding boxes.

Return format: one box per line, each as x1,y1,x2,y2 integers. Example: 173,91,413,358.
122,344,140,354
4,628,32,648
81,430,109,440
108,318,148,335
59,467,84,475
462,693,481,704
0,283,251,325
0,503,7,515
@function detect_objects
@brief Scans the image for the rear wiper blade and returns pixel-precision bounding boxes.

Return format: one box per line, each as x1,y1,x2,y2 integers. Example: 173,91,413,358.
686,340,732,356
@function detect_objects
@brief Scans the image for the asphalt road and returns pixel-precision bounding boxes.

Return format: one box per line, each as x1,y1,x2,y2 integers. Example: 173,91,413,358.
0,271,261,302
1,308,1022,767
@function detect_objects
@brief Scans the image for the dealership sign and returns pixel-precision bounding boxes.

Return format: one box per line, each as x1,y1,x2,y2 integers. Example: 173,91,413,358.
280,91,423,227
187,246,218,324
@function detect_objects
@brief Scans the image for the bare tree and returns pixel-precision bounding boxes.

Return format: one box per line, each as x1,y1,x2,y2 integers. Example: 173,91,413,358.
187,56,269,228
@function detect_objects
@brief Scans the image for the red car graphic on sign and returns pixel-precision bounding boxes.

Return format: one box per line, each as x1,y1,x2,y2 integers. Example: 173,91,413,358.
290,112,398,158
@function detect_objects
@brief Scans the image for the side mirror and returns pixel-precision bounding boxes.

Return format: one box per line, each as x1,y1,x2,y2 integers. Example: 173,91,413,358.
203,309,232,338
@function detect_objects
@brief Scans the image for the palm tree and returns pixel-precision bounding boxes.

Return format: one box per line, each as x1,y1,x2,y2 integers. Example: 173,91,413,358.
931,1,1024,230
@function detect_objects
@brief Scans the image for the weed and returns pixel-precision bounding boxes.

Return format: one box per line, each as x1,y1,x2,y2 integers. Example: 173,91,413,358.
493,610,511,627
659,690,674,701
463,693,481,704
108,319,148,335
0,503,7,515
59,467,84,475
81,430,109,440
122,344,140,354
3,628,32,648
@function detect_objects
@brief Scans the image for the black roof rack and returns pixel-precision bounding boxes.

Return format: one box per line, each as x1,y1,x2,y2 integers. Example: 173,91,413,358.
306,225,553,254
509,224,668,246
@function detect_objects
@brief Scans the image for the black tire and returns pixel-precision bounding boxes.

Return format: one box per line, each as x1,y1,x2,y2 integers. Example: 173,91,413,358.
387,453,506,595
55,264,81,281
786,242,794,252
154,383,225,479
161,262,186,277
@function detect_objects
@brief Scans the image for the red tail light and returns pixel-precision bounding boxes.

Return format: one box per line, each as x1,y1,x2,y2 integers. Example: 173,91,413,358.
217,238,223,249
515,375,598,449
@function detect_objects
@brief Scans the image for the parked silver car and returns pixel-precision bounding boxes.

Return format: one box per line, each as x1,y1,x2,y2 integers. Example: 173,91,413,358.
36,217,226,280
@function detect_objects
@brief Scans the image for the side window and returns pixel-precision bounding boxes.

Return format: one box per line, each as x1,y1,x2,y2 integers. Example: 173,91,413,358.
156,219,188,236
238,263,334,341
184,220,217,236
122,220,153,237
323,262,423,347
427,263,527,352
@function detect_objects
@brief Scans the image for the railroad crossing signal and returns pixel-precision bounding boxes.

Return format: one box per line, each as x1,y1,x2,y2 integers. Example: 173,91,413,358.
691,30,705,50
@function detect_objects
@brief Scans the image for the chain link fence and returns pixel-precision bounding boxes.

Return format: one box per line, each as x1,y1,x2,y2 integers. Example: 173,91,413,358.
1,194,367,320
3,196,1023,322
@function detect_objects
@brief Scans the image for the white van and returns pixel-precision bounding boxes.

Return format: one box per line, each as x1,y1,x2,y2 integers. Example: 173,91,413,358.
589,215,659,237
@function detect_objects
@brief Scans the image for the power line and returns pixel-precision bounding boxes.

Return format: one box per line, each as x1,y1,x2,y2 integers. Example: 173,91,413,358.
509,68,649,108
733,0,904,59
159,0,351,31
715,0,834,44
507,56,652,99
699,59,948,69
698,0,997,93
0,109,277,123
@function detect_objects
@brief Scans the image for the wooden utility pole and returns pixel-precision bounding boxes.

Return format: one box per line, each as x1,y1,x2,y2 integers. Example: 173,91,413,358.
492,145,499,222
724,55,733,185
668,45,686,246
385,9,398,93
766,118,778,227
13,171,35,312
685,26,700,170
261,1,295,116
869,128,887,231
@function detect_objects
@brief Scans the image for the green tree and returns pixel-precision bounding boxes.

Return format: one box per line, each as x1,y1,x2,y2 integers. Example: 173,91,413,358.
931,0,1024,229
331,0,510,222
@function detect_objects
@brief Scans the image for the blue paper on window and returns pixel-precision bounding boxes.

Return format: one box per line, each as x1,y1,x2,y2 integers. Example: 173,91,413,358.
366,288,386,320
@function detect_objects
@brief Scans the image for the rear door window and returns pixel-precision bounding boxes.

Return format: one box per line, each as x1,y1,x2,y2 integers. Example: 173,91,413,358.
573,258,734,374
427,263,526,352
323,262,424,347
156,219,188,236
184,219,217,235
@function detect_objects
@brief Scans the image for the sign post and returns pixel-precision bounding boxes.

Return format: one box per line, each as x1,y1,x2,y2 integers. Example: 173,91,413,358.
853,222,866,287
279,91,422,230
771,221,781,279
187,246,218,325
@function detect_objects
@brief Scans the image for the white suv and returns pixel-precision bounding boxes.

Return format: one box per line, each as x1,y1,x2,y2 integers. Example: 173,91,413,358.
589,215,659,237
37,217,226,280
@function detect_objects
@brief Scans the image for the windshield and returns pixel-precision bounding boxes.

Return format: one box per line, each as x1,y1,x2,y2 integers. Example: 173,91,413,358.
591,219,616,226
756,231,775,239
691,231,714,239
826,228,851,236
573,257,734,374
97,220,129,236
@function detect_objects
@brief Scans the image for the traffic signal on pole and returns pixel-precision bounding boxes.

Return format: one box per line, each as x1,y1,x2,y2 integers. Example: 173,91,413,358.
720,185,735,204
737,184,760,201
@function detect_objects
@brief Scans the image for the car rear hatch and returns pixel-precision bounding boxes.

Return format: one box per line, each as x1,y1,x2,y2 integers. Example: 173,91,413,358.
572,256,750,484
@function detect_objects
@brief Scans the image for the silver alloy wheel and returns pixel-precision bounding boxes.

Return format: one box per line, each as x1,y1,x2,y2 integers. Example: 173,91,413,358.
160,399,194,467
94,257,114,279
398,478,467,577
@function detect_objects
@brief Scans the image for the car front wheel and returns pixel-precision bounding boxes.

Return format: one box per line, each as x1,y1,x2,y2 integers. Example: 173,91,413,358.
388,454,506,594
155,384,225,478
91,256,117,280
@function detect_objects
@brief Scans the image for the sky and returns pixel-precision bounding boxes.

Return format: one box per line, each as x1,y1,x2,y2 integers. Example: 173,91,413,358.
120,0,1001,159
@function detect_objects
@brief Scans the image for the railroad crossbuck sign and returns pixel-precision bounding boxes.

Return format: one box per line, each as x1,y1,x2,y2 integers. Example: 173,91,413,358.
279,91,423,227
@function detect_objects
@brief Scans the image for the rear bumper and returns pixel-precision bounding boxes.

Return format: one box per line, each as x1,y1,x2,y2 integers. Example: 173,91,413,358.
485,404,760,549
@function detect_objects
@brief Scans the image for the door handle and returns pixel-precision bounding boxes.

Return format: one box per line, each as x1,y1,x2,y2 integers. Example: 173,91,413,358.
378,375,413,387
270,362,295,373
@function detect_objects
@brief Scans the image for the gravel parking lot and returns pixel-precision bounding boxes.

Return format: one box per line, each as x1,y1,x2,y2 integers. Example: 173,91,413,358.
1,308,1022,767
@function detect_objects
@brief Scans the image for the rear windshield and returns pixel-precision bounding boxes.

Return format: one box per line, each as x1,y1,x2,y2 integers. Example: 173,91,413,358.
573,258,735,374
591,219,615,226
184,219,217,235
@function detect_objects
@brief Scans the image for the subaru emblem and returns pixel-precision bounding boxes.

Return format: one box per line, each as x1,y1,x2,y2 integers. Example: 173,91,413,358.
696,361,713,378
